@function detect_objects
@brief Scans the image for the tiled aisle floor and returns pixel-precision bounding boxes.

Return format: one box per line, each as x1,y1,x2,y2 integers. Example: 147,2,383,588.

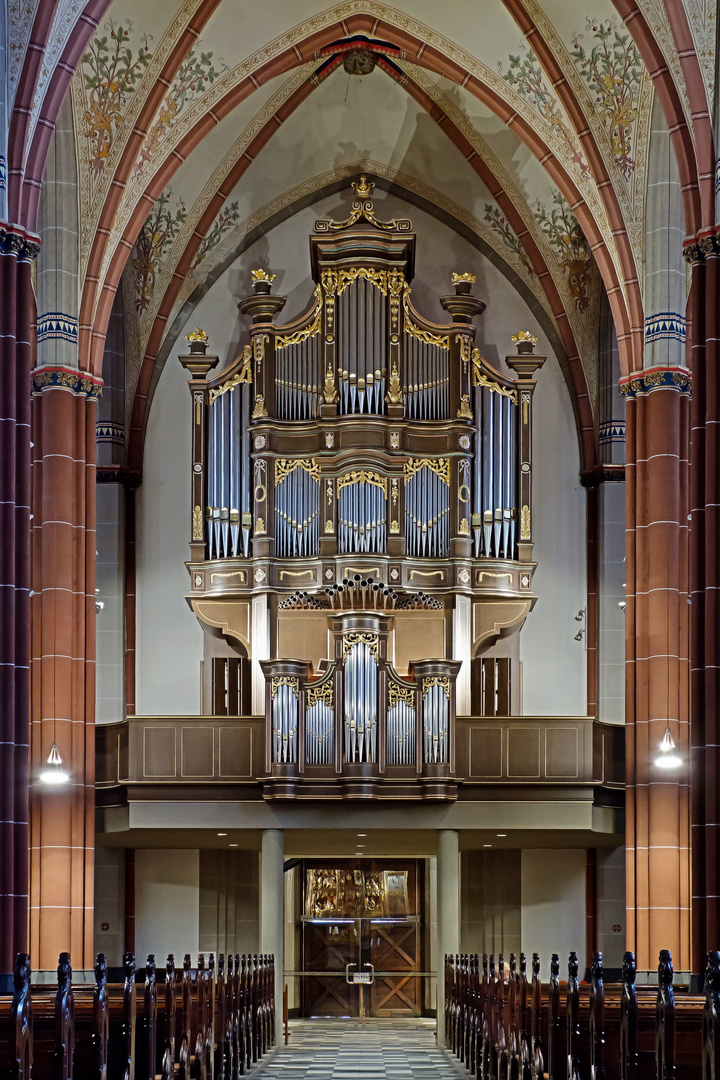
253,1019,466,1079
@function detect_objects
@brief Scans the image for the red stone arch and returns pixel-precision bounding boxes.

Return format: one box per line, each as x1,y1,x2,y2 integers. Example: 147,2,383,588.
79,10,640,382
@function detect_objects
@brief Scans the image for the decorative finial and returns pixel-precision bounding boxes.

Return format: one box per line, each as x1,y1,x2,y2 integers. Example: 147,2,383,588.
352,175,374,199
511,330,537,344
451,273,476,286
251,269,276,285
185,328,208,343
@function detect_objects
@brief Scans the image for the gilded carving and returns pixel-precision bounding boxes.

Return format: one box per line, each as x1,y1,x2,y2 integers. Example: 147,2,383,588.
386,362,403,405
323,362,338,404
314,176,412,233
251,269,276,284
276,285,322,348
209,345,252,403
307,681,334,709
336,267,388,297
520,505,531,540
403,289,449,348
404,458,450,486
459,517,470,537
271,676,299,699
192,505,203,540
251,395,268,420
471,349,518,403
422,676,450,699
275,458,321,485
342,632,379,660
457,395,473,420
337,470,387,496
388,681,415,708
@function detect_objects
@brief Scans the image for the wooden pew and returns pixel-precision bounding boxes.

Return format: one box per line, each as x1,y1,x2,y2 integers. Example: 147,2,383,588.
0,950,276,1080
0,953,33,1080
703,951,720,1080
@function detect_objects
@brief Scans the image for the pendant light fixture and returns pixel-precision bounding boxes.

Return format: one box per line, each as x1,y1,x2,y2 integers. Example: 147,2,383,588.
39,502,69,786
654,398,681,771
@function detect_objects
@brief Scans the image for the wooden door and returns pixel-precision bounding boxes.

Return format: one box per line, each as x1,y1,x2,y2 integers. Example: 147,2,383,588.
368,917,422,1016
301,919,359,1017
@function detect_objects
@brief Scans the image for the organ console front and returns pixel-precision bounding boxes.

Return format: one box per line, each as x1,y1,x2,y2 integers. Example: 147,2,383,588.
180,177,545,798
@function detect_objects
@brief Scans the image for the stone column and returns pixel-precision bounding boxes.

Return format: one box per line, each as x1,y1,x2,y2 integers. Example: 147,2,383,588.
686,229,720,971
436,829,459,1045
622,369,691,975
260,829,284,1042
29,369,101,972
0,227,38,978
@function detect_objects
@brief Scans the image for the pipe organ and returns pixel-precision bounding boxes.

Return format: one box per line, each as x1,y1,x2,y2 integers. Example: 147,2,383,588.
180,177,546,796
261,608,461,799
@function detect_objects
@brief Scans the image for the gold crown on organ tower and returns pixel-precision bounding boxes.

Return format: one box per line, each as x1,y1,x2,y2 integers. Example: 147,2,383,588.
179,178,545,799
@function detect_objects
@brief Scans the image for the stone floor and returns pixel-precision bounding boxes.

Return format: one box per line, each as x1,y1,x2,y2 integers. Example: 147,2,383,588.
253,1019,466,1079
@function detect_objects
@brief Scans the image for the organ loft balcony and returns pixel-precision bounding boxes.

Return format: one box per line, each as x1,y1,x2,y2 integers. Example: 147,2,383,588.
95,179,623,816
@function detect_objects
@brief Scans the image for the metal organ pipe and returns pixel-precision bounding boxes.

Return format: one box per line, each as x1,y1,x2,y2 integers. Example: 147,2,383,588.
305,697,333,765
206,382,252,560
337,476,386,554
343,640,378,764
404,462,450,558
423,681,449,765
472,383,518,559
387,691,416,766
337,277,386,416
403,337,450,420
274,463,320,558
272,681,298,764
275,329,320,420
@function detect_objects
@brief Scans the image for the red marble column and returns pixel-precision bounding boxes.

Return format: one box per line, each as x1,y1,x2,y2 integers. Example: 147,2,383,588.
622,369,691,972
686,231,720,970
0,227,38,975
29,369,100,970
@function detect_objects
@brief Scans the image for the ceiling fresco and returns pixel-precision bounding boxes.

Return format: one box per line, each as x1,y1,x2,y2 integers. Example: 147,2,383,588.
11,0,709,473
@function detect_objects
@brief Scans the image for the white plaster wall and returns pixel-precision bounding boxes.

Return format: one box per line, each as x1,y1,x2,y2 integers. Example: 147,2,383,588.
94,845,125,966
136,355,203,714
136,190,586,716
519,350,587,716
96,484,125,723
135,849,200,963
520,849,586,964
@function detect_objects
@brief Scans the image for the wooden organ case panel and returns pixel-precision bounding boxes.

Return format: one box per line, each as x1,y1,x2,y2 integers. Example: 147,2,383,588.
180,178,545,792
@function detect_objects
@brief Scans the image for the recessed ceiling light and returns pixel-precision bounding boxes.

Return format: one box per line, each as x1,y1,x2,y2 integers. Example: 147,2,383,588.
496,833,507,837
357,833,367,837
229,843,238,848
217,832,227,836
483,844,492,848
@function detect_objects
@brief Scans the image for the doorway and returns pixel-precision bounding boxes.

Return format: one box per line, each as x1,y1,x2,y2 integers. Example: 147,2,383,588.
298,859,425,1017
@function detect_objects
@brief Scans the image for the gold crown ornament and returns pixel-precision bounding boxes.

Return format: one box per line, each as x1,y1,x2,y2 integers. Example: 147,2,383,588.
511,330,538,344
251,269,276,284
185,328,208,342
451,272,476,285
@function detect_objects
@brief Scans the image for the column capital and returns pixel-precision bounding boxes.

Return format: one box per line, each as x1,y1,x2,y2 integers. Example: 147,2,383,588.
31,366,102,398
619,365,691,399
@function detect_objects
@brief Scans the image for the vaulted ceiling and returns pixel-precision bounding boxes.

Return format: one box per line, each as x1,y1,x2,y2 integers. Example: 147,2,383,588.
8,0,716,470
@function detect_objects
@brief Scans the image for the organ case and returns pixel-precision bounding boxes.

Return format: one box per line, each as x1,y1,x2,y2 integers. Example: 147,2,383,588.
180,178,545,785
